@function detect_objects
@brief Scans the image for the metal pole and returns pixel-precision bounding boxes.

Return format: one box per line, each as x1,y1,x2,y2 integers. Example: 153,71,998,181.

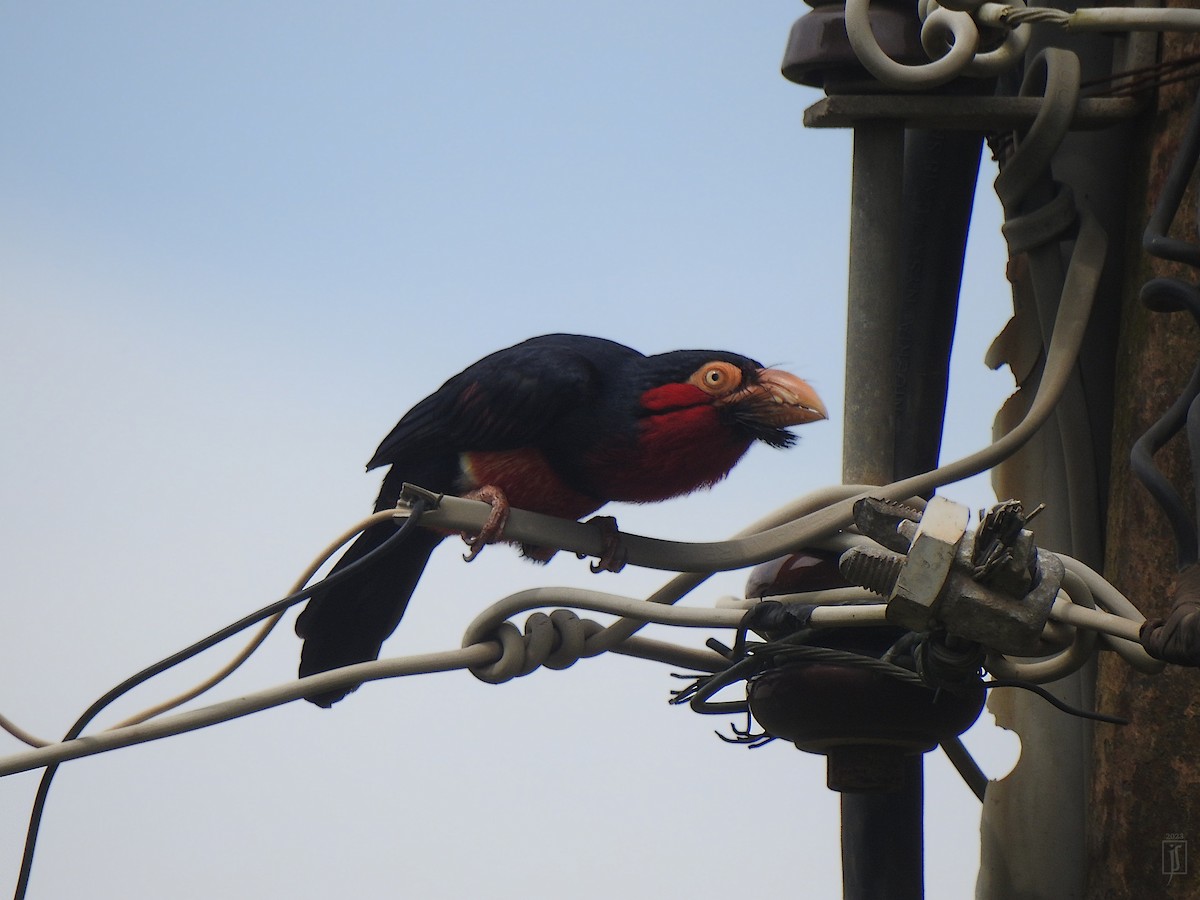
841,121,923,900
842,757,925,900
844,123,904,486
841,120,983,899
893,128,982,481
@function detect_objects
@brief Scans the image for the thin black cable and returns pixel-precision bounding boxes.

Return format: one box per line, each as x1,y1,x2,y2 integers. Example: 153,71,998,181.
675,636,1127,733
1187,395,1200,546
984,679,1128,726
11,500,428,900
672,637,928,719
1081,54,1200,100
1131,278,1200,568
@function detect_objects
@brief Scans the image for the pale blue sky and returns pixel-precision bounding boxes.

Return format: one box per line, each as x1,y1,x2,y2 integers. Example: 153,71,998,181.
1,4,1016,898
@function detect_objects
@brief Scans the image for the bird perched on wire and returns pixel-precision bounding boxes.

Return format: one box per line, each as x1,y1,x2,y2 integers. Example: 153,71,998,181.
295,333,827,706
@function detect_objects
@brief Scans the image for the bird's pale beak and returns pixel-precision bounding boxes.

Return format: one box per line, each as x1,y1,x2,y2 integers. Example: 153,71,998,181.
719,367,828,427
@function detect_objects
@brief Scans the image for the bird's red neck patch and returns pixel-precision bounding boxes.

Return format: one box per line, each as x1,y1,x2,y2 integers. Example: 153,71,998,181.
584,383,754,503
638,382,710,413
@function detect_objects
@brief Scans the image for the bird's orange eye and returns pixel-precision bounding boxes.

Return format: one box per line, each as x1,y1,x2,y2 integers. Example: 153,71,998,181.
690,361,743,396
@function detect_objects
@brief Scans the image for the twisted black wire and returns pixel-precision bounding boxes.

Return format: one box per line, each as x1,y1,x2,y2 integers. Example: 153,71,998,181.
1133,81,1200,569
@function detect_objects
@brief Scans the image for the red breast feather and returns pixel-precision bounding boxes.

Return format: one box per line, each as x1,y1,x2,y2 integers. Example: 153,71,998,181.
581,382,754,503
460,448,605,520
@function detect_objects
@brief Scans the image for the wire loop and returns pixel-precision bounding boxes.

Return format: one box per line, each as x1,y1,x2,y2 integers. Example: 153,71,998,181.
845,0,1029,89
468,610,603,684
846,0,1200,92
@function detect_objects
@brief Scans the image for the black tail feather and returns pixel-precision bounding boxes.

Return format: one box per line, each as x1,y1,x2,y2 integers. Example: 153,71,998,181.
295,523,443,707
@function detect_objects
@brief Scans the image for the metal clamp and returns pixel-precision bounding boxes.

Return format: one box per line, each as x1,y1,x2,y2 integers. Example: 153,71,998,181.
840,496,1060,656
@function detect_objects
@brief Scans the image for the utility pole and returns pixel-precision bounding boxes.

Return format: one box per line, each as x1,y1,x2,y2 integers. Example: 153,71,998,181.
784,3,1200,895
1089,21,1200,898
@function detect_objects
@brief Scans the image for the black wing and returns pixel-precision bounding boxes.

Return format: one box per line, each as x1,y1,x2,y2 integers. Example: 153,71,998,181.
366,334,641,471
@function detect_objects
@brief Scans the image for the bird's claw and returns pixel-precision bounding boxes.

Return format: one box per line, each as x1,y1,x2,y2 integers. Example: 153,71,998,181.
584,515,627,573
461,485,510,562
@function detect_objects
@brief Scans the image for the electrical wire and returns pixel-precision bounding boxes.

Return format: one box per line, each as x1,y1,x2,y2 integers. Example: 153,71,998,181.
983,680,1128,726
1083,54,1200,100
673,629,1124,751
0,509,414,745
0,572,1153,780
0,716,47,751
986,568,1099,684
1003,5,1200,34
1057,554,1163,674
0,593,893,777
844,0,982,89
1144,83,1200,268
0,645,499,779
107,508,406,730
10,499,429,900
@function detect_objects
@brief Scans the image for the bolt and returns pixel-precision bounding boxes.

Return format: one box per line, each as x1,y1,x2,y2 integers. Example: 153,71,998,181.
839,546,905,596
851,496,924,553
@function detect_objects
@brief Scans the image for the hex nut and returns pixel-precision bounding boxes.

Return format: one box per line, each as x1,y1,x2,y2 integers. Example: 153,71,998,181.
887,496,970,631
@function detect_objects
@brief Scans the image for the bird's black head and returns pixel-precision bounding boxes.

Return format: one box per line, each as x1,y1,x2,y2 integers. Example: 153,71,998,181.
632,349,828,448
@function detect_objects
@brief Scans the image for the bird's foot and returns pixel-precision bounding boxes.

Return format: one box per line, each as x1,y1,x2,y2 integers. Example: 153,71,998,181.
582,515,627,573
461,485,510,562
